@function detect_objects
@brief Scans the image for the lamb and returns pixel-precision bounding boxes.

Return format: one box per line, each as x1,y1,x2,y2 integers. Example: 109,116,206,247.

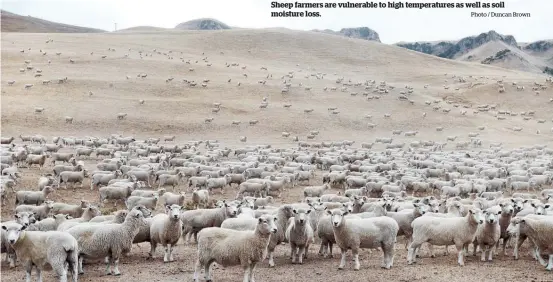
408,208,483,266
516,217,553,270
181,201,239,244
15,201,54,220
58,170,89,190
125,194,159,210
149,204,184,262
472,208,501,261
15,186,55,205
160,191,186,206
303,184,330,198
191,188,210,209
285,208,314,264
99,185,135,207
328,208,399,270
2,223,79,282
66,208,145,275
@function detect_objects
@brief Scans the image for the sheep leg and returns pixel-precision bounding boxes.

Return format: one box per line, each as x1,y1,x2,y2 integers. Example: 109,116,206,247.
25,262,33,282
242,264,251,282
150,241,157,258
105,256,112,275
456,244,465,266
338,249,347,269
297,246,305,264
53,263,68,282
112,257,121,276
546,255,553,271
193,259,201,281
352,251,360,271
318,242,325,256
36,266,43,282
168,244,175,262
382,244,394,269
268,251,275,267
8,252,16,268
487,246,494,262
290,244,296,263
204,261,214,281
304,244,309,259
77,257,84,274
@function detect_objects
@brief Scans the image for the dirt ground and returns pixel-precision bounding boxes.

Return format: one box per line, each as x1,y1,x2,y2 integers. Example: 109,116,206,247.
1,30,553,281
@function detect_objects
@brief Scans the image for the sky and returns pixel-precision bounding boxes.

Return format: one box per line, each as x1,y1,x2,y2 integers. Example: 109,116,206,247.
1,0,551,44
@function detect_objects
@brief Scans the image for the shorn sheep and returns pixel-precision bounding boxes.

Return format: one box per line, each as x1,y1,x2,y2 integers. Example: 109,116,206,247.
328,209,398,270
149,204,184,262
193,214,278,282
2,223,79,282
408,208,483,266
285,208,314,264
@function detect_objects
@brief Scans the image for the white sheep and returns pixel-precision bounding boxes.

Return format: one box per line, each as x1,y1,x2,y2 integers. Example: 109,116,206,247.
191,188,210,209
328,208,398,270
285,208,314,264
516,217,553,270
125,194,159,210
408,208,483,266
66,208,145,275
149,204,184,262
160,191,185,206
181,201,239,243
472,208,501,261
15,186,55,205
2,223,79,282
193,214,277,282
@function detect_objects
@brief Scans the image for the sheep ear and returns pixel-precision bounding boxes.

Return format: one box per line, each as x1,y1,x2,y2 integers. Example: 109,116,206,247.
258,217,263,223
293,209,298,214
1,225,6,231
20,225,27,231
306,209,311,214
497,211,502,215
523,200,528,203
545,204,551,209
531,203,536,208
499,203,504,207
343,211,349,216
510,199,515,203
326,210,332,215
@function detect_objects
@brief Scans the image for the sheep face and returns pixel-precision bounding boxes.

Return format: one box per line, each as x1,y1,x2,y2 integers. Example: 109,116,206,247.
165,204,183,220
484,210,499,224
292,208,311,226
14,212,32,227
2,223,26,245
257,214,278,235
469,209,484,224
224,203,239,217
532,203,550,215
342,202,354,213
499,202,515,215
328,209,348,227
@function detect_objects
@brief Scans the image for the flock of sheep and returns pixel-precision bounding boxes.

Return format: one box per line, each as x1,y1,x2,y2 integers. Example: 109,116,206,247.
0,131,552,282
2,35,553,282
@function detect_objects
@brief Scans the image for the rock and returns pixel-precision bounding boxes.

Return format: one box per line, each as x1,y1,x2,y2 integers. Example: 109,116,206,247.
312,27,381,42
175,18,230,30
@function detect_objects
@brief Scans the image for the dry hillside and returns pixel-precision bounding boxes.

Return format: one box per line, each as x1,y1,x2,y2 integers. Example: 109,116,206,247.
0,10,104,33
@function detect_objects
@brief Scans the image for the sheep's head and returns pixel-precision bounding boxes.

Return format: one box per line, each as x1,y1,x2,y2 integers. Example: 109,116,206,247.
14,212,32,227
2,223,26,245
257,214,277,235
223,202,239,217
483,209,499,224
293,208,311,226
468,208,484,224
165,204,182,220
342,202,353,213
327,208,347,227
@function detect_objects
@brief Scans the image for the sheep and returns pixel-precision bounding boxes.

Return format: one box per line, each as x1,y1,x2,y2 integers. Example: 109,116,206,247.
125,194,159,210
26,154,47,169
15,201,54,221
38,175,56,190
149,204,184,262
117,113,127,120
472,208,501,261
408,208,483,266
66,208,145,275
160,191,186,206
1,223,79,282
193,214,277,282
253,196,273,209
51,153,74,164
27,214,72,231
328,208,398,270
303,184,330,198
206,175,230,194
15,186,55,205
181,201,240,244
90,170,121,190
57,206,102,231
50,200,90,218
516,217,553,270
236,182,268,199
386,203,428,249
285,208,314,264
99,184,135,207
191,188,210,209
58,170,89,190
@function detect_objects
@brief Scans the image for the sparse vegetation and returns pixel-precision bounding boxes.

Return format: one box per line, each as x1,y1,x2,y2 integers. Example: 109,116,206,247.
482,49,511,64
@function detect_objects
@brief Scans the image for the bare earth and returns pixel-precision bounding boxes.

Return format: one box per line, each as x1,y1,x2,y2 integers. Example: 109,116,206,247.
1,29,553,282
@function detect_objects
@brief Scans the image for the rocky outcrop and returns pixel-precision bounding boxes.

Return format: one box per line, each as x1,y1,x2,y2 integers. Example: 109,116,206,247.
523,40,553,52
397,30,518,59
312,27,381,42
175,18,230,30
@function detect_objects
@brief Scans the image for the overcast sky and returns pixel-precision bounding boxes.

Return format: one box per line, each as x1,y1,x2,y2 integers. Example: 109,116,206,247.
2,0,551,44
